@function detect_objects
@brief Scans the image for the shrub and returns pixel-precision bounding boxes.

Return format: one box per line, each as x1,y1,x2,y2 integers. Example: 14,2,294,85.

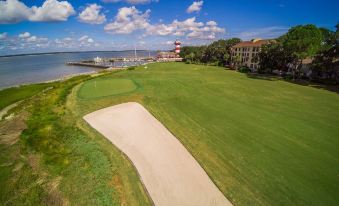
238,66,251,73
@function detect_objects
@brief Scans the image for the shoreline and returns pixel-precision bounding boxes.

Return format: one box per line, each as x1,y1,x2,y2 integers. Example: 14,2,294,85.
0,71,98,91
0,67,124,91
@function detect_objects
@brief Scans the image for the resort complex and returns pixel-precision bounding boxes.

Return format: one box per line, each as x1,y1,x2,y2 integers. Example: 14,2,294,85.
231,38,271,71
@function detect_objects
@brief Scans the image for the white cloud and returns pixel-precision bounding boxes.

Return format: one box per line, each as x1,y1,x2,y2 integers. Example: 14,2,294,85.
77,35,95,45
187,31,215,40
104,6,150,34
102,0,158,4
26,36,37,42
206,21,217,26
0,32,7,39
54,35,95,49
187,1,203,13
20,34,48,43
146,17,225,40
0,32,107,55
18,32,31,38
63,37,72,41
78,4,106,24
173,31,185,36
104,7,224,40
12,33,50,50
78,35,89,42
87,38,94,43
29,0,75,22
0,0,31,24
165,40,173,45
0,0,75,24
138,40,146,45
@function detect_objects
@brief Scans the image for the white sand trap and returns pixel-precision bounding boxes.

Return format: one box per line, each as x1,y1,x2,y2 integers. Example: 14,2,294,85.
84,102,232,206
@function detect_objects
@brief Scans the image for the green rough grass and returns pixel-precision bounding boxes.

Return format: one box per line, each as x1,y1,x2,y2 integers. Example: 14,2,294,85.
76,62,339,206
0,75,151,206
78,78,137,99
0,83,53,110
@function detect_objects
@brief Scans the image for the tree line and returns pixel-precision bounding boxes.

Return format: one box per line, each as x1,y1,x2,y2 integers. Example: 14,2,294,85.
179,24,338,84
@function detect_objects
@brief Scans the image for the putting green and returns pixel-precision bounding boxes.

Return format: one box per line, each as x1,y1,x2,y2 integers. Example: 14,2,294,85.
78,78,137,99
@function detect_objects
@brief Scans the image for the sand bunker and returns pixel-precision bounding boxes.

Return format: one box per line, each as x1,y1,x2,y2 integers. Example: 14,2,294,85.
84,102,232,206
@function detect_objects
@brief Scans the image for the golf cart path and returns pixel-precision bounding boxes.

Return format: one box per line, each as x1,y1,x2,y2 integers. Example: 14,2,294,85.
84,102,232,206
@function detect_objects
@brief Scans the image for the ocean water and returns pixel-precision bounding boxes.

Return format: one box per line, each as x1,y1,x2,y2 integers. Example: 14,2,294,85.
0,51,155,89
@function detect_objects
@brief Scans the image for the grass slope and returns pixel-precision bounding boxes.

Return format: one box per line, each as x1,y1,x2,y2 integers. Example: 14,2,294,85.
0,75,151,206
1,62,338,205
0,83,53,110
76,62,339,206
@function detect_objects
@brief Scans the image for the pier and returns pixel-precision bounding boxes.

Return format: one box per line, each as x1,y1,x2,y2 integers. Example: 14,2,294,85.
66,62,110,69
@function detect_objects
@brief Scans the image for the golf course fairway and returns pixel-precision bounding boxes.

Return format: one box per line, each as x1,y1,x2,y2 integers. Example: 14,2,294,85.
1,62,338,206
76,62,339,206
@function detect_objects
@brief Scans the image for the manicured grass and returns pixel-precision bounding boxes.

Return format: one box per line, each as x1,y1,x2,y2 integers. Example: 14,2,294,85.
1,62,338,205
76,62,339,206
78,78,137,99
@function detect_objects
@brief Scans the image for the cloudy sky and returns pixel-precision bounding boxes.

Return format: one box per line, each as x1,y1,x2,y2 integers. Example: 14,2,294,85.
0,0,338,55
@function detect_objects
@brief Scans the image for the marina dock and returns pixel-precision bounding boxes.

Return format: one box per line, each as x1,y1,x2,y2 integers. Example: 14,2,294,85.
66,56,156,69
66,62,110,69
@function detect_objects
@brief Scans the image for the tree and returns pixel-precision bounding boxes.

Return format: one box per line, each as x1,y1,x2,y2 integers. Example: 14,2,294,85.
258,42,297,74
186,52,195,63
180,38,241,66
180,46,206,63
203,38,241,66
310,23,339,84
279,24,323,79
319,27,336,51
335,22,339,41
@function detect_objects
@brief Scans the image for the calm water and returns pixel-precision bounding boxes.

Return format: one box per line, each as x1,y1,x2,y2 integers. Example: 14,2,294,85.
0,51,155,89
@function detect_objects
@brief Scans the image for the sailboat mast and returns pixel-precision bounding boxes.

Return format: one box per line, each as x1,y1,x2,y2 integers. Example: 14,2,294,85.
134,44,137,59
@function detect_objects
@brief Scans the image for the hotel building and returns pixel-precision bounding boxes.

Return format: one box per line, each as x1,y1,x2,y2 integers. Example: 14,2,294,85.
231,38,271,71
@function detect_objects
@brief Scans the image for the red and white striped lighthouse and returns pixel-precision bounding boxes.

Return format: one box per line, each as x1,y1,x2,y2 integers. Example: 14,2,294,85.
174,40,181,55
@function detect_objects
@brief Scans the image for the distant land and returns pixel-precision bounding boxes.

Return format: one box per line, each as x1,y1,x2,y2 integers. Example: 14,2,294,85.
0,50,157,58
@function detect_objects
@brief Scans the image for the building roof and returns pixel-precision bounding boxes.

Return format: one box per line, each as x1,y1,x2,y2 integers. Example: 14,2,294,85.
232,39,272,48
158,51,175,54
158,51,176,55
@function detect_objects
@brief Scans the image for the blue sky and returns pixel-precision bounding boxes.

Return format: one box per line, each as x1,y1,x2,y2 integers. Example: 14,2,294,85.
0,0,338,55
